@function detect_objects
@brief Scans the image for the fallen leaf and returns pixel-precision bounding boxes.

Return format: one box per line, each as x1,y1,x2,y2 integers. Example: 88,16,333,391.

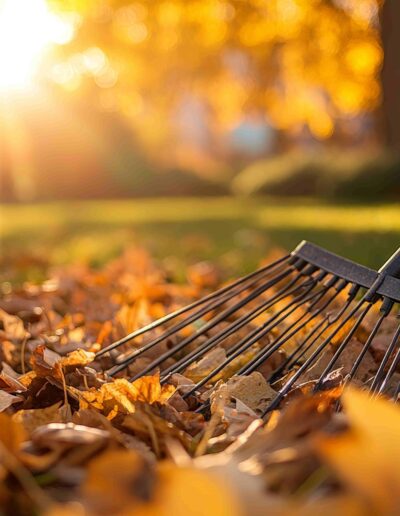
0,309,27,340
316,388,400,514
30,345,61,378
185,348,227,383
74,376,175,418
13,402,67,434
82,448,154,514
222,372,276,413
0,390,23,412
32,422,109,449
60,349,95,368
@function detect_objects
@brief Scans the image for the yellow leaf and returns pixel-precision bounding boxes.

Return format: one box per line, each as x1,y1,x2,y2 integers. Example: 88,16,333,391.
316,388,400,514
129,375,176,404
136,462,243,516
82,449,153,515
60,349,95,368
0,412,26,452
75,376,175,418
18,371,36,388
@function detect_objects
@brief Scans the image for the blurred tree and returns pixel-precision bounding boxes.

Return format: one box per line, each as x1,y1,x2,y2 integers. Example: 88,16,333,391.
380,0,400,152
47,0,382,166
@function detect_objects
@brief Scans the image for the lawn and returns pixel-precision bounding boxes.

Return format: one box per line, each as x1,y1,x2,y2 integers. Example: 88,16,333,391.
2,197,400,283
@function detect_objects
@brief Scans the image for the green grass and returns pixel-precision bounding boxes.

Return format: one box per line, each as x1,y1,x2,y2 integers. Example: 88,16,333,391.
1,197,400,284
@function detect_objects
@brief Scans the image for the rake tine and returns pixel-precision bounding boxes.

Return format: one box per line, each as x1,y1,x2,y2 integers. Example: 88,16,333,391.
97,254,291,358
347,303,393,382
181,274,328,399
274,282,360,371
377,343,400,394
160,269,326,380
277,283,357,374
107,262,295,376
239,278,345,378
392,381,400,401
371,322,400,393
263,295,370,415
269,281,350,381
192,280,337,414
159,272,307,382
112,264,290,364
313,302,374,391
123,262,304,380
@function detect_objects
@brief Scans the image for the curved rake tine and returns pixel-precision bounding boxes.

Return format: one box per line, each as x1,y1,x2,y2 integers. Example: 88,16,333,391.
280,285,357,372
181,274,328,399
239,277,345,378
347,303,392,382
124,263,300,380
111,265,288,366
193,279,338,415
268,283,350,382
378,344,400,395
160,278,304,382
313,303,374,391
97,254,291,358
371,322,400,394
263,295,370,416
108,262,295,376
160,272,313,382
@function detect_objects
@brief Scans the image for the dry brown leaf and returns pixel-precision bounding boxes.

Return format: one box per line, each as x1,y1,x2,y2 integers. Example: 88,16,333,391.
18,370,37,388
0,369,27,392
0,309,27,340
30,344,61,378
32,422,109,449
222,372,276,413
184,348,227,383
0,390,23,412
13,402,67,434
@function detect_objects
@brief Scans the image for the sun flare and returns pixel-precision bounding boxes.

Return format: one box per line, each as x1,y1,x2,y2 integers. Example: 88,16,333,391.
0,0,74,90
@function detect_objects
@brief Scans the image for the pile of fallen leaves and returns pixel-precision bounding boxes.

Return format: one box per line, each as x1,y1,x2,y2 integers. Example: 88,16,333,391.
1,248,400,515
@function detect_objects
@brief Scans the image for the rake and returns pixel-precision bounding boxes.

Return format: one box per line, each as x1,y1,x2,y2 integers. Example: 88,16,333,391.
96,241,400,417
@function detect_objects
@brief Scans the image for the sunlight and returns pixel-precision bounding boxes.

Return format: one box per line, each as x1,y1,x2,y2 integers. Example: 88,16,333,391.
0,0,74,90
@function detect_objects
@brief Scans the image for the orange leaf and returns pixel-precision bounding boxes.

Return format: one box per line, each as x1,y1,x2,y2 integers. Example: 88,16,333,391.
316,388,400,513
75,375,175,418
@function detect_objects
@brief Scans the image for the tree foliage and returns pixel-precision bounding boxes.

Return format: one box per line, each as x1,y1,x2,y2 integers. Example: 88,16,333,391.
48,0,383,159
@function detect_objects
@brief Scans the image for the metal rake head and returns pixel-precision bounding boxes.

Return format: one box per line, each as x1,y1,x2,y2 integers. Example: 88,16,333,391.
96,241,400,416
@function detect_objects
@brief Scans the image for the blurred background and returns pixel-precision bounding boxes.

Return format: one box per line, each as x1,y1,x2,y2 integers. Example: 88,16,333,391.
1,0,400,283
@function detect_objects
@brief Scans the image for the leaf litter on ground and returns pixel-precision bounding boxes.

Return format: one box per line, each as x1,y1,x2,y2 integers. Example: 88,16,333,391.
0,247,399,515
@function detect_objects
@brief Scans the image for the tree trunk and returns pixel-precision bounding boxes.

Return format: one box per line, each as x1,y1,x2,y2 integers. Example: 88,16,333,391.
380,0,400,152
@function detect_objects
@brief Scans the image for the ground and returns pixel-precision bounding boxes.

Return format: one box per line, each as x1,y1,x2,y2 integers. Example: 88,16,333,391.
1,197,400,284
